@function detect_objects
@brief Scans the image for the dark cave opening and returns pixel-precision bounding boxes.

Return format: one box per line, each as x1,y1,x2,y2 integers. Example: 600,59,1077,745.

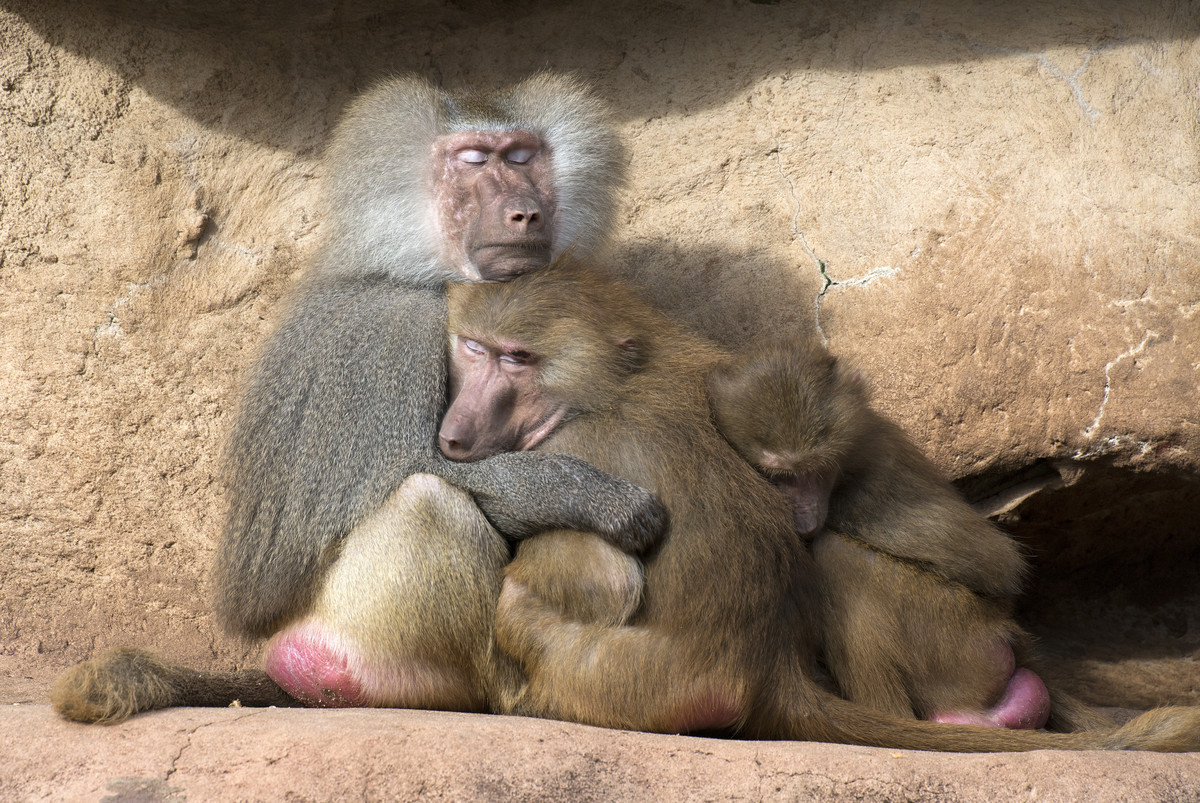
956,461,1200,709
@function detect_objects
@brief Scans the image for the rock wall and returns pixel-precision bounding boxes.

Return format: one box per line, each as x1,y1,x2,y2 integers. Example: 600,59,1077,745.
1,0,1197,714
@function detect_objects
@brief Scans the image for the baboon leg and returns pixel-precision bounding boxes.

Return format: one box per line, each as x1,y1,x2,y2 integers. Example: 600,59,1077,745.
265,473,516,711
815,532,1041,725
821,636,916,720
495,577,749,734
506,531,643,628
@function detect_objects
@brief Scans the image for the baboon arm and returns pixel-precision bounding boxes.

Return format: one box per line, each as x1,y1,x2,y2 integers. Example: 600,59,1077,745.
835,493,1028,598
834,445,1028,598
217,276,446,636
441,453,666,553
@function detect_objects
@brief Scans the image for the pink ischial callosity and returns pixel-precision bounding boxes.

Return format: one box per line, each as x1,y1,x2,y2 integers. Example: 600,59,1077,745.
264,626,367,708
265,622,485,711
929,668,1051,730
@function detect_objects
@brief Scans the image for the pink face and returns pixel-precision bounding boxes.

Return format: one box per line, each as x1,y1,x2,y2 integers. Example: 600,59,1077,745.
439,334,568,462
754,452,838,536
432,130,557,282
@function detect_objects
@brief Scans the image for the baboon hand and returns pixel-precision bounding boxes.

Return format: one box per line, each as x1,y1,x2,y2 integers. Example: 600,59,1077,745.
592,478,669,553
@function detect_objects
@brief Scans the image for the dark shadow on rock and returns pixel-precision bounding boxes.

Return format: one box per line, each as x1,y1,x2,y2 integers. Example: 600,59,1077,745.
5,0,1196,150
957,461,1200,708
610,240,821,350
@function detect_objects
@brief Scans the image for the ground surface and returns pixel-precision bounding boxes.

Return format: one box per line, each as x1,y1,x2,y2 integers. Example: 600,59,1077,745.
5,705,1200,802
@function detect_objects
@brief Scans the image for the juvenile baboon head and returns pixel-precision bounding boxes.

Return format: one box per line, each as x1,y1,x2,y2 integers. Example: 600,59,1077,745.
708,338,871,534
439,261,649,461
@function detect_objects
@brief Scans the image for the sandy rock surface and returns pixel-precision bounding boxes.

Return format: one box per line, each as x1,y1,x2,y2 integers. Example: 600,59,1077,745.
0,0,1197,797
4,704,1200,802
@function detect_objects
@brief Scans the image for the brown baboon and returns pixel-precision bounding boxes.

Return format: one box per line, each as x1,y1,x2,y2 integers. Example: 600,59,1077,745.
52,73,666,724
438,257,1198,752
707,338,1111,732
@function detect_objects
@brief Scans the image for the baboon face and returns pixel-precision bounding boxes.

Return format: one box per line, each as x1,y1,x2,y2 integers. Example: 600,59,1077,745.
439,332,566,462
432,129,556,282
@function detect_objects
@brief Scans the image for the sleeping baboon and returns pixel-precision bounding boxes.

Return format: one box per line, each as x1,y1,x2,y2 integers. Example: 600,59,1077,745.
438,257,1199,751
707,338,1110,731
52,73,666,724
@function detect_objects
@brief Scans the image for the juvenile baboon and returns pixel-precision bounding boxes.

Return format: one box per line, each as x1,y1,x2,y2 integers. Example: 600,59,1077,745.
438,257,1199,751
52,73,666,724
707,339,1110,731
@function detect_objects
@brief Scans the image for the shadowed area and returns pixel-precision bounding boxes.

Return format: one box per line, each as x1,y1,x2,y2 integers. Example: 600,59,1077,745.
6,0,1198,148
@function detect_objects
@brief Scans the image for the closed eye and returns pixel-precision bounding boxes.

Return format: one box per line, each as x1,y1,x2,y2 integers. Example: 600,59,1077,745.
501,349,533,366
506,148,536,165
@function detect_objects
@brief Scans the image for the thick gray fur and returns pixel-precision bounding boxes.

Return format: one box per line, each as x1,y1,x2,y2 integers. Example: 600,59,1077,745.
216,74,661,638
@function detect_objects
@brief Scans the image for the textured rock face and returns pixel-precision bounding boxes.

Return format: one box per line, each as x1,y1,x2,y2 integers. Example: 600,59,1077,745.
0,0,1197,791
6,705,1200,802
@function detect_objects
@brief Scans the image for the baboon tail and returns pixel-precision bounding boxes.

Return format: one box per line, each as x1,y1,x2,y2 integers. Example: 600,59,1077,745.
756,672,1200,753
51,647,296,725
1045,689,1115,732
816,695,1199,752
1098,706,1200,753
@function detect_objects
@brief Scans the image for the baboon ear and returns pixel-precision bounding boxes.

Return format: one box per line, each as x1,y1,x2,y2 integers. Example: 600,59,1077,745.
615,336,646,372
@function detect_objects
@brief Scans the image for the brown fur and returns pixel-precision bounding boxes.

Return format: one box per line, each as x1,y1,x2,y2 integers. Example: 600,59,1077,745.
708,338,1111,731
446,259,1198,751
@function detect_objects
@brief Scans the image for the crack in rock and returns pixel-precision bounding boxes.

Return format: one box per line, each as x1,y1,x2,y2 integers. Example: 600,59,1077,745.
772,148,898,343
815,265,900,344
164,722,202,782
944,34,1105,123
772,149,824,270
162,711,267,781
1078,329,1159,447
1035,50,1100,122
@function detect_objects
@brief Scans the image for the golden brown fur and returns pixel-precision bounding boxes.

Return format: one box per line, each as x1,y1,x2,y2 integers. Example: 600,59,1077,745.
447,259,1199,751
708,338,1109,731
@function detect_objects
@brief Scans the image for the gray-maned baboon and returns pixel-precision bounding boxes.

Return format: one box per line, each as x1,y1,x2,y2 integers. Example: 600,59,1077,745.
437,257,1198,751
52,73,667,724
707,338,1111,732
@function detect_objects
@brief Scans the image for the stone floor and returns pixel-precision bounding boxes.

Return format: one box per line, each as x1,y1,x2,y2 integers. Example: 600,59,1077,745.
4,704,1199,802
